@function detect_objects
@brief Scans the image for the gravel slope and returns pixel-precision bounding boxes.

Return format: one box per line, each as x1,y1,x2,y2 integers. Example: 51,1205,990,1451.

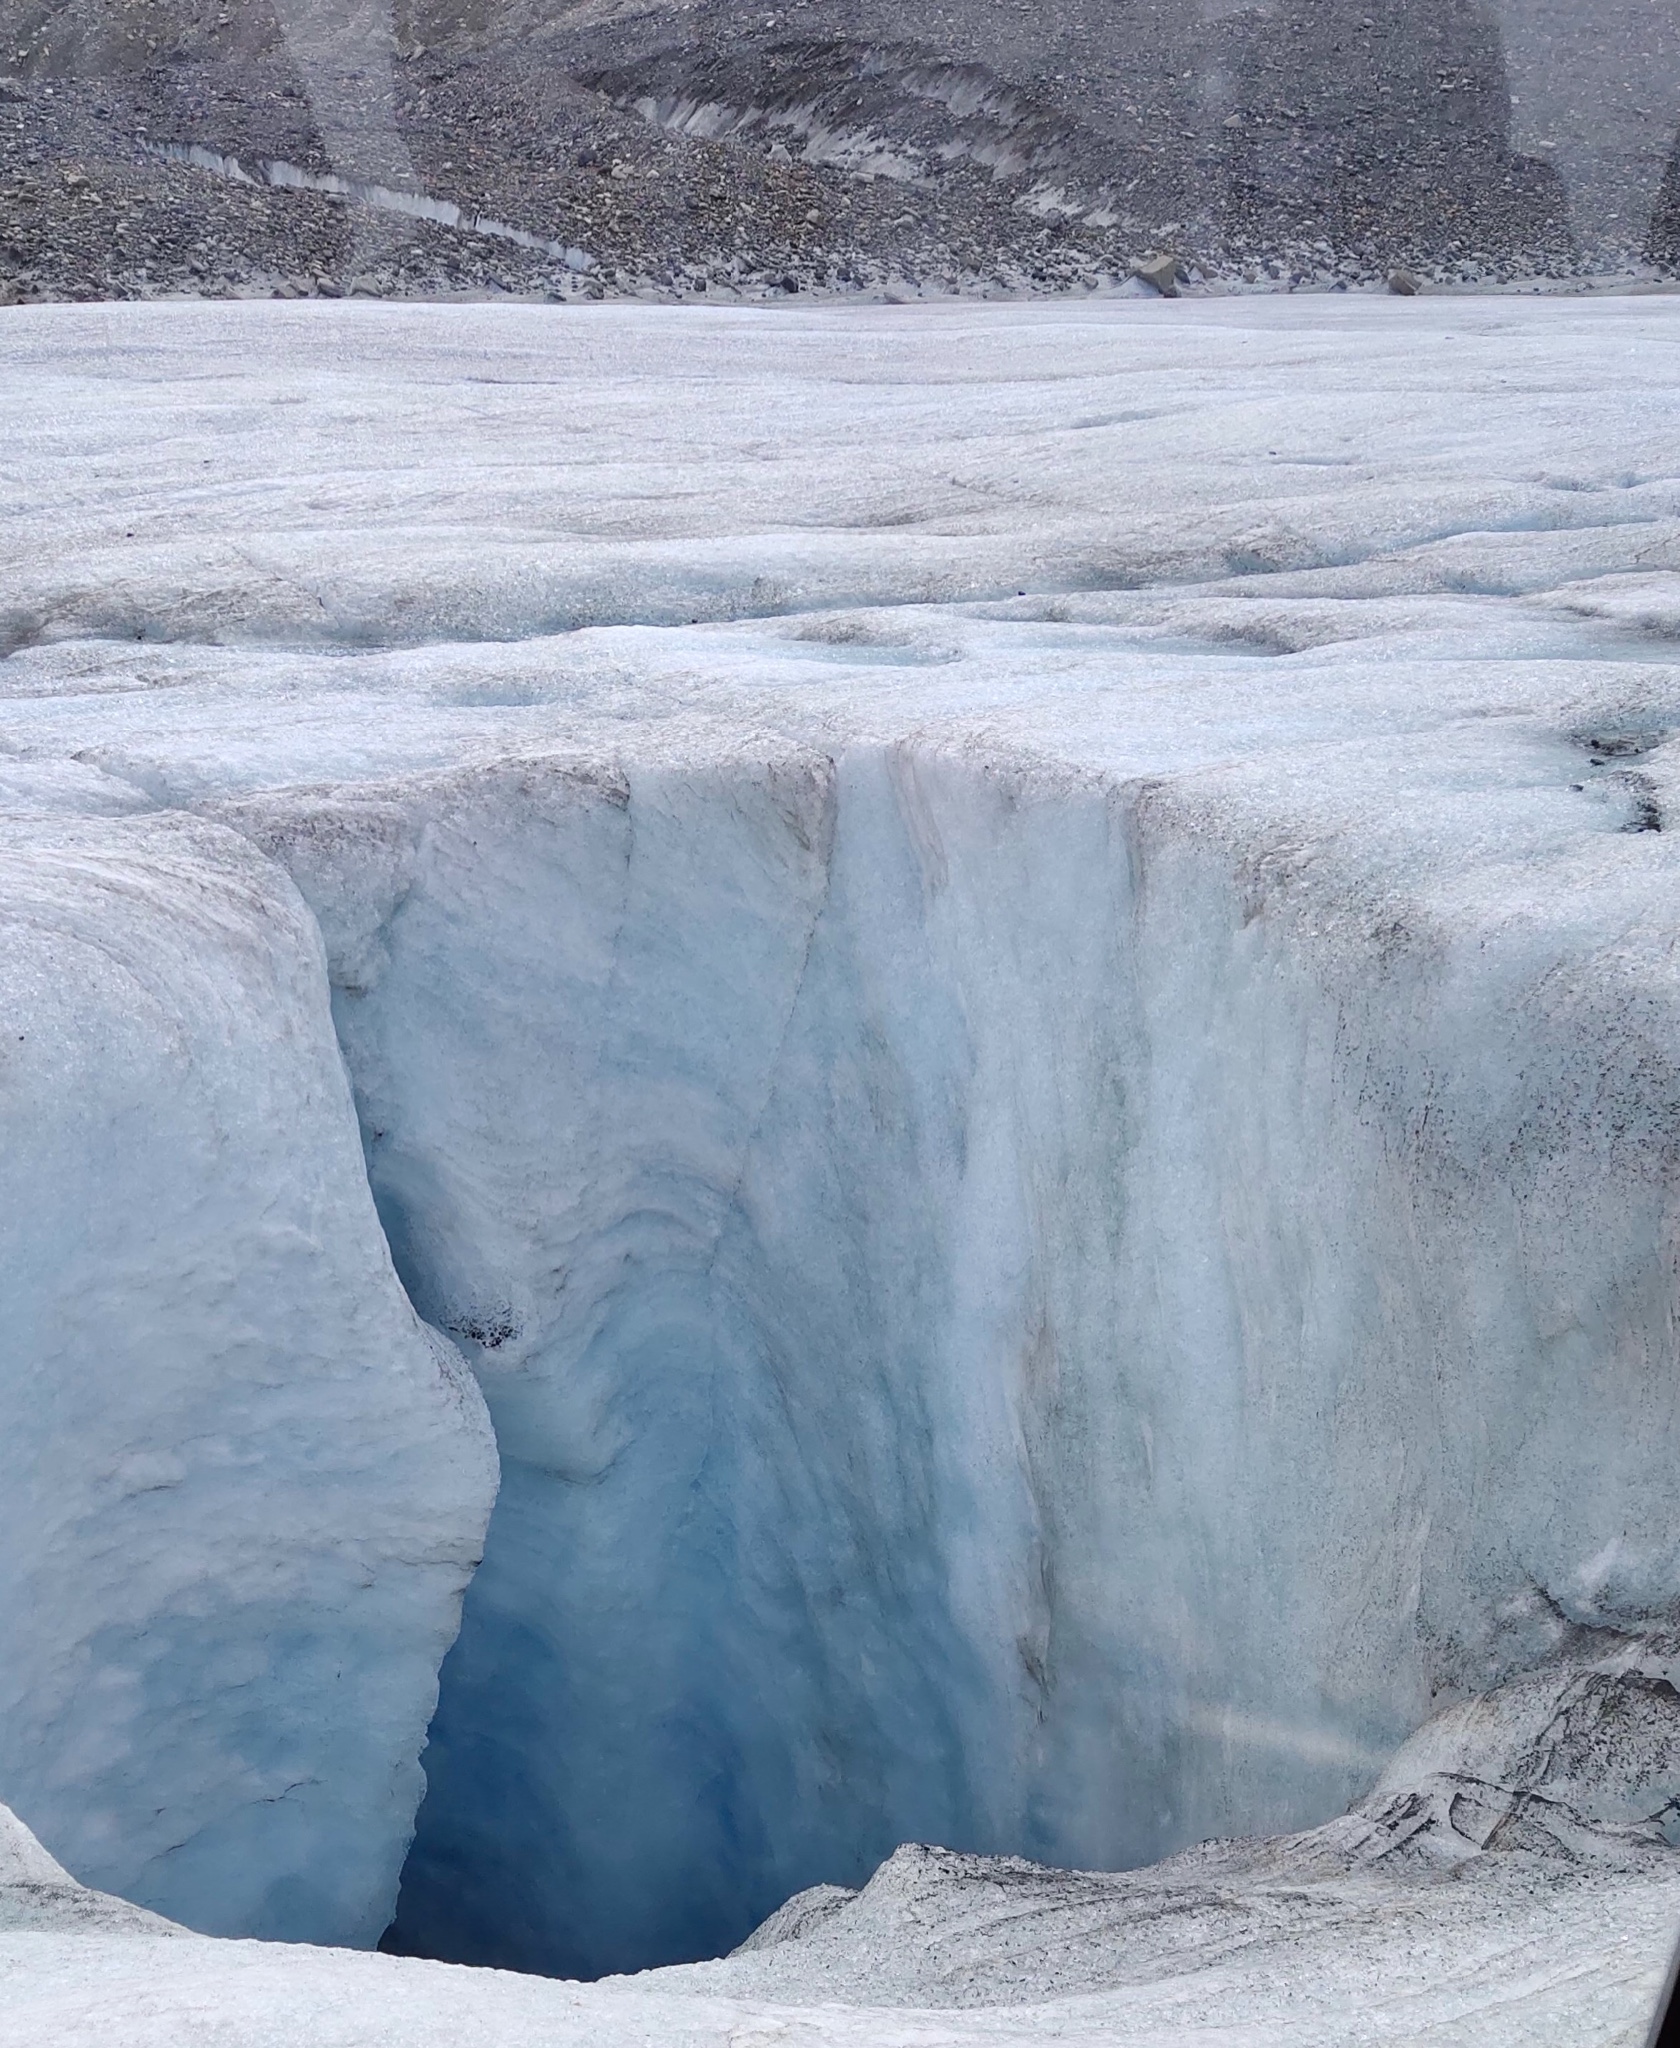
1,0,1676,303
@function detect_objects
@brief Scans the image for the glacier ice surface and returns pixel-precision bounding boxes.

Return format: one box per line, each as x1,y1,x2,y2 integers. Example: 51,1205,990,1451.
4,295,1680,2004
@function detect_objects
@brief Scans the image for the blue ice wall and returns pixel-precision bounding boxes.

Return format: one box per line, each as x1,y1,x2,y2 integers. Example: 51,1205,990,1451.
239,741,1680,1976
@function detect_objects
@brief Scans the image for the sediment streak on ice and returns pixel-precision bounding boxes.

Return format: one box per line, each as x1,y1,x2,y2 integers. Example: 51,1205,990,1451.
3,296,1680,2013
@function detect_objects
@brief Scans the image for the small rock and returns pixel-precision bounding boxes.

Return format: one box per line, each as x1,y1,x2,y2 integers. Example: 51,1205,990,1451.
1133,252,1181,297
1387,269,1424,296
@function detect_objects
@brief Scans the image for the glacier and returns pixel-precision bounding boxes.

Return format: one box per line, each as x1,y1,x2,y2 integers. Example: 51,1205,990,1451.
4,292,1680,2028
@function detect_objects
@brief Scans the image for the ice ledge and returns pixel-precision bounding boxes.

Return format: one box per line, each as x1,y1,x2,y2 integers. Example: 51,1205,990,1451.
3,1644,1679,2042
721,1638,1680,2005
0,1805,179,1937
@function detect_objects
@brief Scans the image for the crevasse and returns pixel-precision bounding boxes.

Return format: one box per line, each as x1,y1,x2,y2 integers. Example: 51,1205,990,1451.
8,296,1680,1987
228,736,1680,1978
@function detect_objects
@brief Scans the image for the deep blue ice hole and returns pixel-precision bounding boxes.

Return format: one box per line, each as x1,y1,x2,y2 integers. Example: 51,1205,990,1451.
382,1261,998,1980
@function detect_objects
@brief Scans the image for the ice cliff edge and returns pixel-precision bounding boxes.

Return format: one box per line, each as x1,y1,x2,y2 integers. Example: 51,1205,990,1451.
0,806,498,1943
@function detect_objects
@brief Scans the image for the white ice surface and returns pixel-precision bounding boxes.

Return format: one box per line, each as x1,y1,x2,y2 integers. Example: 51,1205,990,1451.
1,1884,1672,2048
5,295,1680,2025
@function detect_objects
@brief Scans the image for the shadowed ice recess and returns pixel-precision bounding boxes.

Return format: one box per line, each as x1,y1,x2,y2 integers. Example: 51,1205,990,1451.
5,298,1680,2023
354,728,1680,1977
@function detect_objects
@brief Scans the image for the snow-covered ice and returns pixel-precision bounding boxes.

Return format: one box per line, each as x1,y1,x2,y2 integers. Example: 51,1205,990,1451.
4,294,1680,2034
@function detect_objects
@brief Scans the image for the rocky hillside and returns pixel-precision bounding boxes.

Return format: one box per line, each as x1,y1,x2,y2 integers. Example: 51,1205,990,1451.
1,0,1675,302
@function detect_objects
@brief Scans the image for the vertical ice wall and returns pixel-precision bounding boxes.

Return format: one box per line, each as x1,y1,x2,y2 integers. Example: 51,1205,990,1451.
0,795,498,1945
233,730,1680,1977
